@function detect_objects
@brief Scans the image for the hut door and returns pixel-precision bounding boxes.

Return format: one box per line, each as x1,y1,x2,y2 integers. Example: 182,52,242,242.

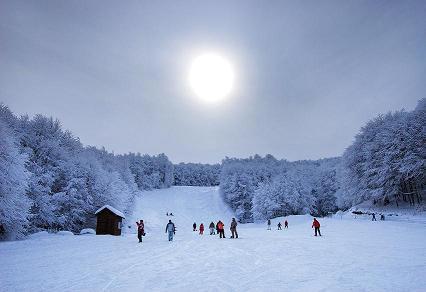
107,216,115,235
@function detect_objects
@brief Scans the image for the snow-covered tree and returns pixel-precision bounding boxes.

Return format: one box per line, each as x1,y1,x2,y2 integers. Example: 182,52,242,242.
0,120,30,240
342,98,426,206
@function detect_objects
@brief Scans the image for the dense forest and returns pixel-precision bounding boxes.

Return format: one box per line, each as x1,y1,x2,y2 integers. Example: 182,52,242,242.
1,99,425,239
219,155,341,223
173,163,220,186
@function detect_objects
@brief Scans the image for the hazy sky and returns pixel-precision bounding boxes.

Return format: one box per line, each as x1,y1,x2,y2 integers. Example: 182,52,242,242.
1,1,425,163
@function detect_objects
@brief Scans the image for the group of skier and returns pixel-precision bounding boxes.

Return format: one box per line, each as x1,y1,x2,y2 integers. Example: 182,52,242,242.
135,218,176,242
277,220,288,230
136,217,322,242
371,213,385,221
192,218,238,238
269,219,289,230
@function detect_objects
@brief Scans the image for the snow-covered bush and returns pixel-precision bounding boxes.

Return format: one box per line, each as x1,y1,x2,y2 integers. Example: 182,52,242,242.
28,231,49,239
80,228,96,235
57,231,74,236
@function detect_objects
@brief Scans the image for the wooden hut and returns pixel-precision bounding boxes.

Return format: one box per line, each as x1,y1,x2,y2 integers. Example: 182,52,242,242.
95,205,125,236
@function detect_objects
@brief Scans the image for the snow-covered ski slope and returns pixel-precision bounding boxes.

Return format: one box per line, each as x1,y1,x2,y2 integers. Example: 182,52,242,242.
128,186,235,235
1,186,426,292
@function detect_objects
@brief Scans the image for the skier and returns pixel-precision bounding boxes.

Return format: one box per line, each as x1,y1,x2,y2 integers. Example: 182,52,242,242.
199,223,204,235
230,218,238,238
277,222,282,230
217,220,225,238
372,213,377,221
170,212,174,216
136,219,145,243
193,222,197,231
284,220,288,228
312,218,321,236
165,219,175,241
166,212,169,216
267,219,271,230
380,214,385,221
209,222,215,235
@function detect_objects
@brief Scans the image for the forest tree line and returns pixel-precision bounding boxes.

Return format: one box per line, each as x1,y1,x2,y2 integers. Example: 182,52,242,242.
1,99,425,238
0,105,173,240
219,99,425,222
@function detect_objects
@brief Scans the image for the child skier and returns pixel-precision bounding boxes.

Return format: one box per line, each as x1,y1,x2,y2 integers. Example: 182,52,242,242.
284,220,288,228
199,223,204,235
312,218,321,236
277,222,282,230
209,222,215,235
136,220,145,243
193,222,197,231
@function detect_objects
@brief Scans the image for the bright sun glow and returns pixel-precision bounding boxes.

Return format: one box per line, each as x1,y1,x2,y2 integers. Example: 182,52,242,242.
189,53,234,102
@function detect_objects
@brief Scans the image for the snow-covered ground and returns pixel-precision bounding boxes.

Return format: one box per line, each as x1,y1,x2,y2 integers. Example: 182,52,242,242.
1,186,425,292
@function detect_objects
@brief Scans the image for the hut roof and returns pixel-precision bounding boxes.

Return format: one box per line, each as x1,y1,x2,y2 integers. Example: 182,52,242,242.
95,205,125,218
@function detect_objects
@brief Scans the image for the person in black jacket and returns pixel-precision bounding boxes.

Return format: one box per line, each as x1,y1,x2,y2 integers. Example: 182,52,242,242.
136,220,145,243
209,222,215,235
230,218,238,238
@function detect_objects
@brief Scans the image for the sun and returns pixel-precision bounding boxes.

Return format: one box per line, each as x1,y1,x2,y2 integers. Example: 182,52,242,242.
189,53,235,102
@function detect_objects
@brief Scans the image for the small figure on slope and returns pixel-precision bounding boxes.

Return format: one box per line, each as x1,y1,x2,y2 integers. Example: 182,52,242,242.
284,220,288,229
267,219,271,230
277,222,282,230
312,218,321,237
209,222,215,235
380,214,385,221
199,223,204,235
193,222,197,231
136,220,145,243
165,219,176,241
217,220,225,238
372,213,377,221
166,212,169,216
230,218,238,238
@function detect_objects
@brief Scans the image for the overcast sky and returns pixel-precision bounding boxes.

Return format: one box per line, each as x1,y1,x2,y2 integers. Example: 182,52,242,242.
1,0,425,163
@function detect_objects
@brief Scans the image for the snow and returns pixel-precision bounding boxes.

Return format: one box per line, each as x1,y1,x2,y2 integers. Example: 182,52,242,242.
80,228,96,235
95,205,125,219
1,186,426,291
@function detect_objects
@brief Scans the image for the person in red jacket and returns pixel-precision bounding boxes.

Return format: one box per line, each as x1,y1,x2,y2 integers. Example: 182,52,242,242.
312,218,321,236
136,220,145,243
217,221,225,238
199,223,204,235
